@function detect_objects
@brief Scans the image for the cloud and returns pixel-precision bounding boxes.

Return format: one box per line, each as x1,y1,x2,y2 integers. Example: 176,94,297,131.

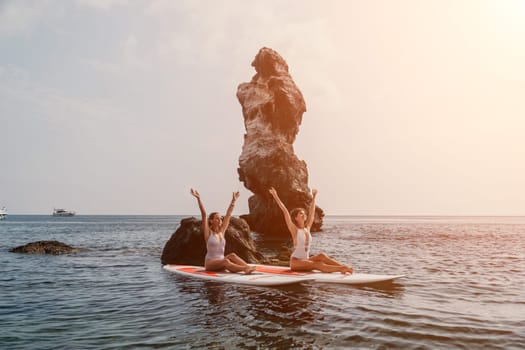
140,0,338,77
0,64,118,128
76,0,128,11
0,0,55,37
80,58,122,75
0,0,128,39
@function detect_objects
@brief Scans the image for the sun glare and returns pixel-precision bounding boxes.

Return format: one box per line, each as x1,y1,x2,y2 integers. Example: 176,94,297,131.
488,1,525,36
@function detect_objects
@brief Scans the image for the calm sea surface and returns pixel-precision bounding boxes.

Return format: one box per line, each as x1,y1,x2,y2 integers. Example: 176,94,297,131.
1,215,524,349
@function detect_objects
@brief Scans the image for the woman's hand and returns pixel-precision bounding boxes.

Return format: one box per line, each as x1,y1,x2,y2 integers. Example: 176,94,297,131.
190,188,200,199
312,189,318,197
232,191,240,202
268,187,277,197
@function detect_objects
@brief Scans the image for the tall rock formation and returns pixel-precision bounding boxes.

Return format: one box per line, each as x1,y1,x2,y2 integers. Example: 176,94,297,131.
237,47,324,237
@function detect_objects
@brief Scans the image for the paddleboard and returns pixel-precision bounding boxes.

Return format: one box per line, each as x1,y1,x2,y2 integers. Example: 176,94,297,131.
163,264,313,286
253,264,405,285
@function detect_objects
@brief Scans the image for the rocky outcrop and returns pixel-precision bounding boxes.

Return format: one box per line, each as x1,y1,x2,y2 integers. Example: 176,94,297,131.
161,217,267,265
10,240,86,254
237,47,324,236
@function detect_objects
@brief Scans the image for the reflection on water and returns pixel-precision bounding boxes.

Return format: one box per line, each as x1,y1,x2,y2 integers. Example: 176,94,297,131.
170,275,319,348
349,280,405,297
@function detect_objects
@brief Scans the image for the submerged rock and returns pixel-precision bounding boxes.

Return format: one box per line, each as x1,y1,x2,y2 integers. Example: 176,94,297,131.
236,47,324,237
10,240,86,255
160,217,268,266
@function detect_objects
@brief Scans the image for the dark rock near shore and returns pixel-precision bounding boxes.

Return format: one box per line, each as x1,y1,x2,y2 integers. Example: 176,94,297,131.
10,240,86,255
267,243,293,266
161,216,268,266
236,47,324,237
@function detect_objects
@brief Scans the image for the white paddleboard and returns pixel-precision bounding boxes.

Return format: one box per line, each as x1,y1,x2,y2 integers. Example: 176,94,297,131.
163,264,312,286
253,264,405,285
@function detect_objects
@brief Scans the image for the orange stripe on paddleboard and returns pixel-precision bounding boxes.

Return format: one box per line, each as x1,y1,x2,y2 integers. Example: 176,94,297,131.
177,267,220,277
254,266,307,276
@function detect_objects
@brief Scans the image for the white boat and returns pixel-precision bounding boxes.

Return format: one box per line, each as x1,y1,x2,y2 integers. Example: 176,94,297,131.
52,208,76,217
0,206,7,220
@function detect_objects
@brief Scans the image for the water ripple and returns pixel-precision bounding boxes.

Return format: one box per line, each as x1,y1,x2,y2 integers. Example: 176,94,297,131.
1,215,525,349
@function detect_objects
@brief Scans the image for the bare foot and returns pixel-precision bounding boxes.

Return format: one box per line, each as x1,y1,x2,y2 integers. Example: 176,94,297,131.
244,266,256,274
340,266,353,274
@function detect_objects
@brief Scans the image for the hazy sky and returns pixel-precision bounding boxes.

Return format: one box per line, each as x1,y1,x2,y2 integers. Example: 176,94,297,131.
1,0,524,215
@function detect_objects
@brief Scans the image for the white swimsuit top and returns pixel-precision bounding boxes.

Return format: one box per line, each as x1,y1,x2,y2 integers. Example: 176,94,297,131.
205,232,225,262
291,228,311,259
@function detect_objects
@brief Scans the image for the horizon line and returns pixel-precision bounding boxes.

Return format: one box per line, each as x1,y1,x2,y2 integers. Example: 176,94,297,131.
3,213,525,217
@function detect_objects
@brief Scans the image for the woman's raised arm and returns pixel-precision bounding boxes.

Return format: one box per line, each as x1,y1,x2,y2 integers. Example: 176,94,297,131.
190,188,210,241
306,189,317,230
269,187,296,234
220,191,239,232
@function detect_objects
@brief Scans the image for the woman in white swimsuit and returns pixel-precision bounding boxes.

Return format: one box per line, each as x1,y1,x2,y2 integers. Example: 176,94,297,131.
269,187,353,274
191,188,255,274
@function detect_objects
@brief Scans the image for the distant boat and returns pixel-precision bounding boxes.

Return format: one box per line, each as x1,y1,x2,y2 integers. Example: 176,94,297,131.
52,208,76,217
0,206,7,220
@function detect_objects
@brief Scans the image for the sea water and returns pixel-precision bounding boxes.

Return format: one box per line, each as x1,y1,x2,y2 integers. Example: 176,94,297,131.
1,215,524,349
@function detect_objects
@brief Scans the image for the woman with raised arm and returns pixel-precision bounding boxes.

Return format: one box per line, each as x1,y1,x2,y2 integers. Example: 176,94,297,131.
269,187,353,274
190,188,255,274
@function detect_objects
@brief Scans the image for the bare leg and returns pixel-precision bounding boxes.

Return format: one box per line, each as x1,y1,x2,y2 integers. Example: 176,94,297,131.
310,252,344,266
223,258,255,274
206,258,252,273
225,253,255,274
310,253,353,273
291,258,353,274
205,259,226,271
225,253,248,266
